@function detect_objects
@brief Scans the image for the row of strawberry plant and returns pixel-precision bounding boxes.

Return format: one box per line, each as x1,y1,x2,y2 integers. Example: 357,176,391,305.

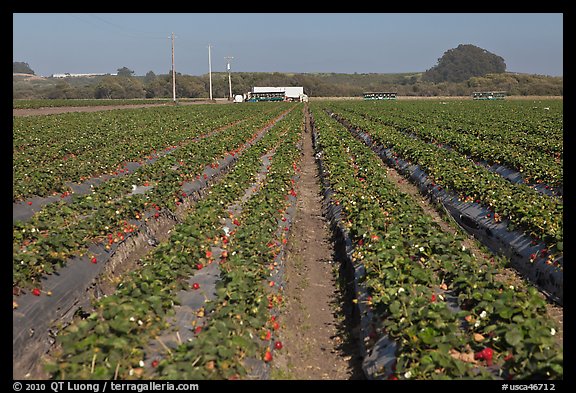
13,104,294,289
13,103,275,201
330,101,562,189
13,98,174,109
46,104,303,379
310,105,562,379
321,105,563,250
364,100,563,152
152,107,303,379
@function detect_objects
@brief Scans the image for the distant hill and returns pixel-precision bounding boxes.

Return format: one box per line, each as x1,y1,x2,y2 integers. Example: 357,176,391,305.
13,71,562,99
423,44,507,83
13,61,35,75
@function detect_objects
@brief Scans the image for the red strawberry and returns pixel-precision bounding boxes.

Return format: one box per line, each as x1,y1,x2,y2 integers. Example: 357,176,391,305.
32,288,41,296
274,341,283,350
474,347,494,366
27,201,33,206
151,360,159,368
192,283,200,290
206,250,213,259
263,350,273,362
272,321,280,331
431,294,436,302
264,330,272,341
194,326,202,334
91,257,97,264
196,263,204,270
233,219,240,226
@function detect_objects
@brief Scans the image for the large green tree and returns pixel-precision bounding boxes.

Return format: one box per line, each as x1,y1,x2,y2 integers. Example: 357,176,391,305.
13,62,35,75
116,67,135,77
422,44,506,83
144,71,157,83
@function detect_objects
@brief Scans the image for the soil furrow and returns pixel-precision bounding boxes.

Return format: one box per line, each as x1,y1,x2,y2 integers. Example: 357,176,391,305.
272,106,363,380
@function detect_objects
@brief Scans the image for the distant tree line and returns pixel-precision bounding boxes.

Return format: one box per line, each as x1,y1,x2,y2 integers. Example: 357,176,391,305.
14,63,563,100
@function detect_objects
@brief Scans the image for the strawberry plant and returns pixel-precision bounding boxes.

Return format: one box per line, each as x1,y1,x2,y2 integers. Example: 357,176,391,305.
323,103,563,249
13,103,281,201
310,104,562,379
13,104,293,289
45,104,303,380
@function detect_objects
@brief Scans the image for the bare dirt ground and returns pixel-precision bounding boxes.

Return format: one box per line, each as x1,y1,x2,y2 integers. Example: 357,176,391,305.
271,108,363,380
13,73,47,81
12,99,231,117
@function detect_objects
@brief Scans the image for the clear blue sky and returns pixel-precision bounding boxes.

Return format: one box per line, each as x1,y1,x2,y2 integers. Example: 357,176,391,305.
13,13,563,77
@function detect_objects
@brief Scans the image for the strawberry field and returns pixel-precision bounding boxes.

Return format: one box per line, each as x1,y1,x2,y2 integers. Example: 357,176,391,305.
13,99,562,380
13,98,174,109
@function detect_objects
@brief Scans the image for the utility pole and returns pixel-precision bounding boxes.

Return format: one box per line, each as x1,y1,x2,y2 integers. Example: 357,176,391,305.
171,32,176,103
208,44,213,100
225,56,234,100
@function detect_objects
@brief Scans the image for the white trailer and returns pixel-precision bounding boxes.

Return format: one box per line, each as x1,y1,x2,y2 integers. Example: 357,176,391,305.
251,86,305,101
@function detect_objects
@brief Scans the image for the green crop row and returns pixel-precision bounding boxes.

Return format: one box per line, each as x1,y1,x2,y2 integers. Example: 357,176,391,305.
310,105,562,379
13,103,276,201
155,106,303,379
330,100,563,188
13,98,173,109
321,104,563,249
46,104,304,380
13,104,294,289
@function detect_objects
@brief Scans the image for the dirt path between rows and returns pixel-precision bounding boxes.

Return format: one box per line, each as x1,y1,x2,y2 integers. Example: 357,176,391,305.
271,107,363,380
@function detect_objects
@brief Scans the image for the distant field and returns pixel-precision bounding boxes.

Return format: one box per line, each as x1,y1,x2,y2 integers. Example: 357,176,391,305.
14,96,564,112
12,98,189,109
312,95,564,101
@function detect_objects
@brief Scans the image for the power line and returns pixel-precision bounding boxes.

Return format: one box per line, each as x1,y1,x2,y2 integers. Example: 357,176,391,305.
85,14,168,39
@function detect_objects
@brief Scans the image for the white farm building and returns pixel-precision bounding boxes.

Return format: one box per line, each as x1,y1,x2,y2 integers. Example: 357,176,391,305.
247,87,308,102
